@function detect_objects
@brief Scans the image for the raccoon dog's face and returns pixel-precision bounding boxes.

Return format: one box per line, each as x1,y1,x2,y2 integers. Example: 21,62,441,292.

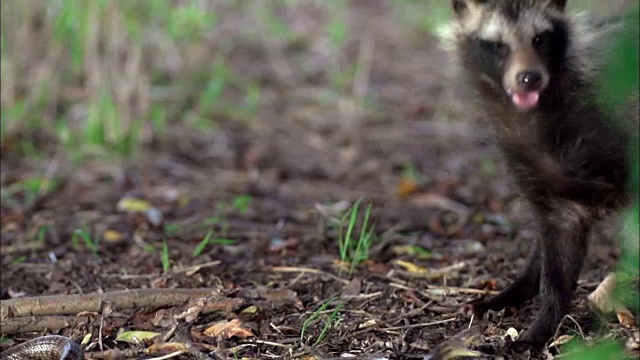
451,0,569,112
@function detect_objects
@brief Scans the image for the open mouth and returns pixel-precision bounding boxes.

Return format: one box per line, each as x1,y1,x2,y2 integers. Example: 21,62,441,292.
507,89,540,111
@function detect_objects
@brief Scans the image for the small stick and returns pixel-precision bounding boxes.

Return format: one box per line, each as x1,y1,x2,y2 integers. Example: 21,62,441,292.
0,316,85,334
422,285,499,296
146,350,188,360
1,288,220,319
388,282,498,295
270,266,349,284
380,317,458,331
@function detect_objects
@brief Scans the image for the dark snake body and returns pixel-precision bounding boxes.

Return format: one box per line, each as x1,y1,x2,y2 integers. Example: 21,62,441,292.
0,336,83,360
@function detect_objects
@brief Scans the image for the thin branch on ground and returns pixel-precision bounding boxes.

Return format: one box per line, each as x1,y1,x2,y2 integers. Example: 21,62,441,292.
270,266,349,284
1,288,227,319
379,317,458,331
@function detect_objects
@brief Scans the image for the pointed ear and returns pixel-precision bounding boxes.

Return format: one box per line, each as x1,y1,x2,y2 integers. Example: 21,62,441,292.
451,0,487,18
547,0,567,12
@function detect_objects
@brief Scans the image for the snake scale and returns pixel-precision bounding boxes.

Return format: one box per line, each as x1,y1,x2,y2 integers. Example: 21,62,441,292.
0,336,83,360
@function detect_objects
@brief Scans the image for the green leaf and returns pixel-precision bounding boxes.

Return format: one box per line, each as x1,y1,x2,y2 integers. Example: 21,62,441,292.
115,330,162,343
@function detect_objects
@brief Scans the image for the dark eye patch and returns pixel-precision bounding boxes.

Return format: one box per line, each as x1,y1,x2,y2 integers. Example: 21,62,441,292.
465,36,507,85
532,22,568,72
479,38,510,56
532,31,552,48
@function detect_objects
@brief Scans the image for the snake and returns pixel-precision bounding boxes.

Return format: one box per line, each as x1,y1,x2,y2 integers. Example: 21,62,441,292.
0,336,83,360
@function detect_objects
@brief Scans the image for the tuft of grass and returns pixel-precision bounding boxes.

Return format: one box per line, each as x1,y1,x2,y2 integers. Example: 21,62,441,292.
1,1,243,161
161,239,171,272
35,225,48,244
300,298,344,346
163,222,181,237
313,302,343,347
12,255,28,265
232,194,253,215
71,228,99,258
1,176,60,207
338,198,377,277
192,228,214,257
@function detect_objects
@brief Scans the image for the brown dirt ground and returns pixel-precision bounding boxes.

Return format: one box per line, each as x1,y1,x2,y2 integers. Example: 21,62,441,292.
0,2,634,359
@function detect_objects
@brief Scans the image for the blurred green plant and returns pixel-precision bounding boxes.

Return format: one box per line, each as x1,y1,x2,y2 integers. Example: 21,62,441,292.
0,176,60,208
0,1,261,160
232,194,253,215
71,228,100,258
565,6,639,359
300,297,344,347
338,198,377,277
161,238,171,272
391,0,452,34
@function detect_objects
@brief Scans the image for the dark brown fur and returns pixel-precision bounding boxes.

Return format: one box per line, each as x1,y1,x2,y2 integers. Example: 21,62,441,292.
447,0,636,351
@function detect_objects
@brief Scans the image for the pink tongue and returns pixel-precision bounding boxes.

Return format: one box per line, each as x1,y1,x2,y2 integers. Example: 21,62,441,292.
511,91,540,110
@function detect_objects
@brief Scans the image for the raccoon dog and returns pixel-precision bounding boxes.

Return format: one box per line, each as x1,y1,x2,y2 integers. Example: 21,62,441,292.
443,0,636,350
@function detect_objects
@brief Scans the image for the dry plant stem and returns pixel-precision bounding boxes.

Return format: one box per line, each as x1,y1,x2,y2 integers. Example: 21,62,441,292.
0,315,84,334
423,285,499,296
146,350,188,360
1,288,220,318
270,266,349,284
389,282,499,295
380,317,457,331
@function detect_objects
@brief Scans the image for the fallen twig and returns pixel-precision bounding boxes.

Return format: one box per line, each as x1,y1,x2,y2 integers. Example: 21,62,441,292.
270,266,349,284
392,261,467,280
379,317,458,331
146,350,188,360
0,315,92,334
422,285,499,296
1,288,221,318
388,282,498,296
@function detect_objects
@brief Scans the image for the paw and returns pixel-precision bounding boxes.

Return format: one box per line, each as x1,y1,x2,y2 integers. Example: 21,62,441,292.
460,301,490,319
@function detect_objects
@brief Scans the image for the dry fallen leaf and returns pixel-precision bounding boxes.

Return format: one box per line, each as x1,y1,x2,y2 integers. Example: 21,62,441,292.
341,277,362,297
358,319,377,329
588,273,616,313
81,333,92,346
588,273,636,327
241,305,259,314
258,288,304,310
617,307,636,328
549,334,574,348
147,342,189,356
506,327,519,342
395,259,428,274
397,177,420,197
117,197,152,212
103,229,124,243
116,330,161,344
176,297,245,323
391,245,433,259
204,319,253,339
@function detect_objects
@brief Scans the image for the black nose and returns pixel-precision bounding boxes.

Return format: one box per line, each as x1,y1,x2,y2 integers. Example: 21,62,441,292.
516,70,543,90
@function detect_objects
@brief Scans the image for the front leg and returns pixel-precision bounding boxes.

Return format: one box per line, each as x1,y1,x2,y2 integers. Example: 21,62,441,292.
515,201,591,349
